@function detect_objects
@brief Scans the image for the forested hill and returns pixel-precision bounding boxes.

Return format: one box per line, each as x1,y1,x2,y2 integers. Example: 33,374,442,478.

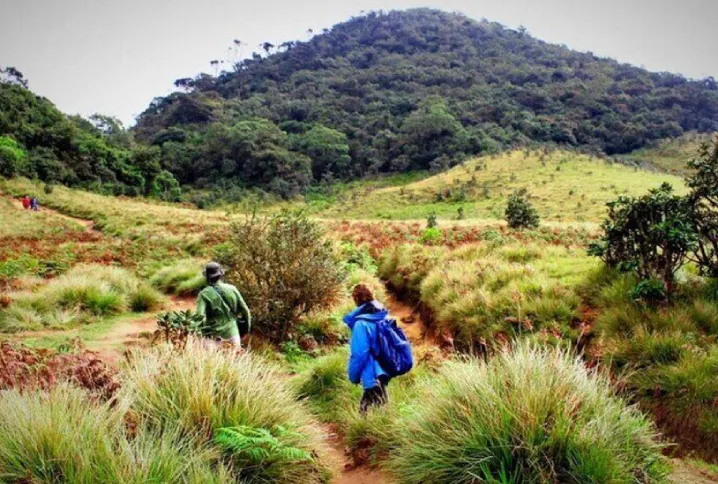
0,80,180,198
133,8,718,196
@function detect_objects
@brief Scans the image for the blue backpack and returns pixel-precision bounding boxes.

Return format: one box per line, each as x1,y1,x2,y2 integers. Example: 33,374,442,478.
371,317,413,377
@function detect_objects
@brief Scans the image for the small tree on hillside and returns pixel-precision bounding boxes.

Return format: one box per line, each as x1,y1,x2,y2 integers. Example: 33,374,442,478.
505,189,540,229
588,183,697,297
216,210,344,342
687,136,718,277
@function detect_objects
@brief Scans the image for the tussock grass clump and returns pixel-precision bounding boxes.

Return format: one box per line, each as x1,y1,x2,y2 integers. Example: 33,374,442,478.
634,347,718,459
149,259,206,296
381,242,591,349
0,264,164,332
0,384,226,483
378,244,445,296
389,344,667,483
123,343,331,483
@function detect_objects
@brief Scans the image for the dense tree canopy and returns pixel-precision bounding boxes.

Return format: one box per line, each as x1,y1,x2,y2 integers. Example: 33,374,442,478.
134,8,718,192
0,78,180,198
3,9,718,200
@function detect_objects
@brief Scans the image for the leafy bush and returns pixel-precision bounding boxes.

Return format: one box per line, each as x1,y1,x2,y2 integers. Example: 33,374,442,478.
154,309,203,347
420,227,442,245
216,210,344,342
505,189,540,229
589,183,697,297
687,135,718,277
336,242,377,274
122,343,331,483
388,344,666,483
0,135,27,177
630,278,667,303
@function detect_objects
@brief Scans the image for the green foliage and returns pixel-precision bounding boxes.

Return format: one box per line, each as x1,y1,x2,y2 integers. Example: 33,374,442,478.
336,242,377,274
136,9,718,188
687,135,718,277
216,210,344,342
214,426,313,474
630,278,667,303
388,344,666,484
505,189,540,229
0,135,26,177
149,259,206,296
0,82,181,195
426,211,437,229
291,124,351,180
588,183,697,296
0,385,226,483
420,227,442,245
197,119,312,198
154,309,203,347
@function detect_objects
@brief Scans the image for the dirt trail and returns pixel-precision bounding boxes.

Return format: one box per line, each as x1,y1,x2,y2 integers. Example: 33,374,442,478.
324,425,391,484
384,294,436,347
3,193,96,232
91,296,195,364
669,459,718,484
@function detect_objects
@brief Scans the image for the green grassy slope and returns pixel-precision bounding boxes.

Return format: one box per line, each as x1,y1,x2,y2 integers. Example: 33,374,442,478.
624,132,713,175
313,149,688,223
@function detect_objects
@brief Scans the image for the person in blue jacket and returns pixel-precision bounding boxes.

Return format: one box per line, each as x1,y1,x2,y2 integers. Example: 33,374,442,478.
343,283,390,413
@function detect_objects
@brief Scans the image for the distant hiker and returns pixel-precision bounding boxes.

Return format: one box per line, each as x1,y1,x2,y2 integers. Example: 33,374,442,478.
30,197,38,211
344,284,413,414
195,262,251,348
22,196,30,209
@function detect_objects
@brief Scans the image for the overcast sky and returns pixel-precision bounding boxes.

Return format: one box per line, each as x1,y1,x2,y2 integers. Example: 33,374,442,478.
1,0,716,125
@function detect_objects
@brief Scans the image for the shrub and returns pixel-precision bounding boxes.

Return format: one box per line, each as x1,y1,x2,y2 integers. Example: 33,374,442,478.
630,278,667,303
420,227,442,245
505,189,540,229
388,344,666,483
122,343,331,483
686,135,718,277
216,210,344,342
154,309,203,347
588,183,696,297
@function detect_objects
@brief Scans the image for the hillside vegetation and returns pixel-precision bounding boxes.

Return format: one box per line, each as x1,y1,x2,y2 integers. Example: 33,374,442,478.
625,132,712,175
133,8,718,197
3,10,717,201
0,79,180,198
312,149,687,222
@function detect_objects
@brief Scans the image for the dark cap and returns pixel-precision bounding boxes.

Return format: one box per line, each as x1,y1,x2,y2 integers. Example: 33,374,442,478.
203,262,225,281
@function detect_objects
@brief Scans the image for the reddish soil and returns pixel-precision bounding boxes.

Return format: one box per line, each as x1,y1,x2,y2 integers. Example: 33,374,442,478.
324,425,391,484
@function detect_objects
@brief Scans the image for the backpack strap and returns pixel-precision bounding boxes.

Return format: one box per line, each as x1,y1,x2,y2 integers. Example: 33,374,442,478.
212,285,234,313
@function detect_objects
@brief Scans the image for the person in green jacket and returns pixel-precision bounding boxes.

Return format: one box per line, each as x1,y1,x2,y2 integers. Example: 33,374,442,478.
195,262,251,347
